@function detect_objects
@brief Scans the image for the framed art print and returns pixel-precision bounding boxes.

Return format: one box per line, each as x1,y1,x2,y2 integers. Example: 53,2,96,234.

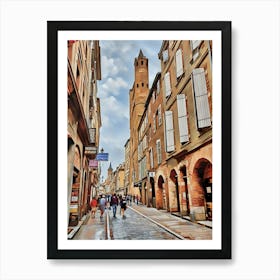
47,21,231,259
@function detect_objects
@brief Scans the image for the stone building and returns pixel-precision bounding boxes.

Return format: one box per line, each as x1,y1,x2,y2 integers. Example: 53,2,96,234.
67,40,102,228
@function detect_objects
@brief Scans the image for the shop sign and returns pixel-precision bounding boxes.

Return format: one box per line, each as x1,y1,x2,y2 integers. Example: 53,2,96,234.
96,153,109,161
89,159,98,168
85,146,97,155
89,128,96,144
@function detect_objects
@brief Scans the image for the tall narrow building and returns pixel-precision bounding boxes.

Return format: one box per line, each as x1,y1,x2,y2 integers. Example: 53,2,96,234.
129,50,149,198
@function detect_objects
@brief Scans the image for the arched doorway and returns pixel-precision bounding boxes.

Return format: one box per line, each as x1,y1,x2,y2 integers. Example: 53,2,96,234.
179,165,190,215
193,158,212,220
150,177,156,208
69,146,81,226
157,175,165,209
170,169,180,213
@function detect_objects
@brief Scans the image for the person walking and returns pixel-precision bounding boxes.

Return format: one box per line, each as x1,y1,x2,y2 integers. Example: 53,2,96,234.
120,195,127,218
99,194,106,220
110,193,119,218
90,196,98,218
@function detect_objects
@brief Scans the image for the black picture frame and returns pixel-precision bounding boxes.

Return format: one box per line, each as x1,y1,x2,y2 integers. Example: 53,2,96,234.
47,21,231,259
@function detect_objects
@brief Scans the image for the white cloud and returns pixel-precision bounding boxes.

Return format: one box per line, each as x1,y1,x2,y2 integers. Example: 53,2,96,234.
100,77,129,98
101,55,119,78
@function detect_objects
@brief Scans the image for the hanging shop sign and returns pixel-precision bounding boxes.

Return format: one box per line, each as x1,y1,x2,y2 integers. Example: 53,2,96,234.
96,153,109,161
84,146,97,155
89,159,99,168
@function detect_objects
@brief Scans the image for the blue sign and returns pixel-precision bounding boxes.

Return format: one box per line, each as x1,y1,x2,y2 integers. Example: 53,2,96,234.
96,153,109,161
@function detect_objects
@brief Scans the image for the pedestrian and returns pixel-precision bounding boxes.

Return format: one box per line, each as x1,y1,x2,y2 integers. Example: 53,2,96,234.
120,195,127,218
90,196,98,218
99,194,106,220
126,195,130,205
136,194,139,205
129,194,132,206
110,193,119,218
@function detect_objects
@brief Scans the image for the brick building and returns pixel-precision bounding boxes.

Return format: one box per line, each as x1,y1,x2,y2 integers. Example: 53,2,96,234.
158,40,212,220
128,41,212,221
129,50,150,200
67,40,102,228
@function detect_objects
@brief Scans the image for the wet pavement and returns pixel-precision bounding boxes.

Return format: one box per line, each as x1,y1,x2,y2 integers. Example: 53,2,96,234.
73,203,212,240
73,211,107,240
128,204,212,240
108,206,177,240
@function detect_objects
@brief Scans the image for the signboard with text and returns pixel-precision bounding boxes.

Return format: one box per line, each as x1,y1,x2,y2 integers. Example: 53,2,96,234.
96,153,109,161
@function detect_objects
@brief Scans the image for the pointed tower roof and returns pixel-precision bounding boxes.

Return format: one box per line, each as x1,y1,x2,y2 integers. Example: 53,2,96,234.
138,49,145,58
108,162,113,171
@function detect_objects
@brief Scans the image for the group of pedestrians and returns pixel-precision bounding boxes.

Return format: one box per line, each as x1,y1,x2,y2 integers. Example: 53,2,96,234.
90,193,136,220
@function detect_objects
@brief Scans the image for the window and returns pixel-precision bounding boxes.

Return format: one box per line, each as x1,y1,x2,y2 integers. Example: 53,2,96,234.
192,68,211,129
175,48,183,78
153,114,156,133
177,94,189,143
190,40,201,50
158,105,162,126
164,111,175,152
190,40,201,62
156,139,162,164
162,49,169,62
149,148,154,168
164,72,171,98
156,80,160,95
142,83,144,87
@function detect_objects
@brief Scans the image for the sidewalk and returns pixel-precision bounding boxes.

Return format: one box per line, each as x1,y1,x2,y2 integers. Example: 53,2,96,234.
128,203,212,240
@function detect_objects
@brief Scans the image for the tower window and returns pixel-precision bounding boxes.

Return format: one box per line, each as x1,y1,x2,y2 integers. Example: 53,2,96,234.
141,61,143,65
142,83,144,87
137,84,139,88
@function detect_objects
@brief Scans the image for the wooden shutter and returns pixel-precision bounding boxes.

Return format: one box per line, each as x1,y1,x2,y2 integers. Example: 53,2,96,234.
177,94,189,143
164,72,171,98
191,40,201,50
150,148,154,168
176,49,183,78
156,140,162,164
165,111,175,152
192,68,211,128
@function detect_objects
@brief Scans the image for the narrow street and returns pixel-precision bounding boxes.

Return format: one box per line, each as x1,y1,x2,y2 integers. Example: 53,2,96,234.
74,205,178,240
73,203,212,240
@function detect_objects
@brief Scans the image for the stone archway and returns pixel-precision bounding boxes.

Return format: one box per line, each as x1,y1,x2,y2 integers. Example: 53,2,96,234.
179,165,190,216
157,175,165,209
192,158,212,220
170,169,180,213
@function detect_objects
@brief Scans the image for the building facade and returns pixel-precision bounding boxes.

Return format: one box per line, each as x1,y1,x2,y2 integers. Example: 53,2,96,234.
67,40,102,228
124,139,130,196
158,40,212,220
128,41,212,221
129,50,150,201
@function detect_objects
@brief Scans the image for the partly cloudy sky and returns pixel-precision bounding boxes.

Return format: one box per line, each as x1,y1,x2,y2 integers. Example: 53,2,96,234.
97,40,162,180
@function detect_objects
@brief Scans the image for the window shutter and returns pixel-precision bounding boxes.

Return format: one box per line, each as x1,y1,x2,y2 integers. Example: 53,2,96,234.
158,105,162,125
164,111,175,152
191,40,201,50
162,49,168,62
177,94,189,143
164,72,171,98
192,68,211,128
150,148,154,168
153,114,156,133
176,49,183,78
156,140,161,164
